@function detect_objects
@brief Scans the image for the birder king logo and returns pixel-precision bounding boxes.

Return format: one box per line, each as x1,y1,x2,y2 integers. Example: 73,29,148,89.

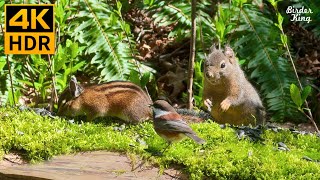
286,6,312,23
4,4,55,54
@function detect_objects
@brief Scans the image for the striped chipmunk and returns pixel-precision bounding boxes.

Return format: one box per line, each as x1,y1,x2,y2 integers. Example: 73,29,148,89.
57,76,152,123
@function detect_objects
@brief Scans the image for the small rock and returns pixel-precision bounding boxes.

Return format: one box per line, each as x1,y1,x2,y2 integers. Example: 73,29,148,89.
278,142,287,148
68,119,75,124
277,142,290,151
32,108,56,118
291,130,301,134
19,105,29,111
136,138,147,146
113,127,119,131
113,124,126,132
302,156,313,161
271,127,278,132
278,147,288,151
16,131,24,135
237,130,246,139
220,124,226,129
119,124,126,131
266,124,277,129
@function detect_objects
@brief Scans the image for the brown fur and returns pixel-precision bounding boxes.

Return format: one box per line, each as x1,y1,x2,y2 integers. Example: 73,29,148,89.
58,80,152,123
203,46,265,125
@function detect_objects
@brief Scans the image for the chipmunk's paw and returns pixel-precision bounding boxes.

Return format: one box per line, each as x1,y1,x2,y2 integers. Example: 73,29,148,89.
220,99,231,112
204,99,213,112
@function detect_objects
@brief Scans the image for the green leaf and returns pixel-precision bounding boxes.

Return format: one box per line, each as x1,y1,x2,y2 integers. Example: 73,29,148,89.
128,70,141,86
117,1,122,12
215,19,225,40
144,0,154,6
66,39,72,48
301,86,312,102
54,45,66,73
0,1,5,8
238,59,246,65
290,84,302,108
71,61,86,72
277,13,283,28
0,57,6,71
70,42,79,59
141,72,151,87
268,0,277,8
280,34,287,47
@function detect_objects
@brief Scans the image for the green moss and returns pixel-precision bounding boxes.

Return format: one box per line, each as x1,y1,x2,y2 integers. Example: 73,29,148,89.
0,107,319,179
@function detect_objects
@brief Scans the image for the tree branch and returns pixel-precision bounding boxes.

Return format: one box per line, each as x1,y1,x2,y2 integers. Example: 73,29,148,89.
187,0,197,109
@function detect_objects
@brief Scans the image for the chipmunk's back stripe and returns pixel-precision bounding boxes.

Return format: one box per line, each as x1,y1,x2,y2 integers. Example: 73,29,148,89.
95,82,144,93
88,81,149,100
104,89,144,97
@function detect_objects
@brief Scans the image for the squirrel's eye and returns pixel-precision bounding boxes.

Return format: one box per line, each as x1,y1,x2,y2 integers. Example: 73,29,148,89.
220,62,226,68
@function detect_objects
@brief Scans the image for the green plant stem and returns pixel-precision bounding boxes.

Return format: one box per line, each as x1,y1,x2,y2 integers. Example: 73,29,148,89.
268,0,319,132
48,55,58,111
280,28,319,133
6,55,15,105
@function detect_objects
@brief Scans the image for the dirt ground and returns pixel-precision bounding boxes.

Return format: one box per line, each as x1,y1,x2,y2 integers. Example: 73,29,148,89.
0,151,187,180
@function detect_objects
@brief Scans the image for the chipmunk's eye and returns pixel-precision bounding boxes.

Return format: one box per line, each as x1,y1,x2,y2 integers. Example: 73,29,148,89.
220,62,226,68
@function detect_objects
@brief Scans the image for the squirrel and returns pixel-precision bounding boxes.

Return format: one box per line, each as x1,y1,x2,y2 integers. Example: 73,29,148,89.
203,45,265,126
57,76,152,123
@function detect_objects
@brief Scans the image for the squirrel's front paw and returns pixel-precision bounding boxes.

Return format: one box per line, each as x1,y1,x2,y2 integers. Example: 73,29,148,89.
204,99,213,111
220,99,231,112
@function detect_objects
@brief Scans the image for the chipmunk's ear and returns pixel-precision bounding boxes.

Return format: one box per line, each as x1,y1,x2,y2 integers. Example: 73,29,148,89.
224,45,235,64
69,76,84,98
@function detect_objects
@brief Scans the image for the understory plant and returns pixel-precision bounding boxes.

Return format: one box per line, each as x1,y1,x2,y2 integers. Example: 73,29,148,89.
0,0,152,107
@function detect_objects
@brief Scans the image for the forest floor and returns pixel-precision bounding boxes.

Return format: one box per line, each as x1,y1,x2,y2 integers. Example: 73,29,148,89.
0,120,318,180
0,107,319,179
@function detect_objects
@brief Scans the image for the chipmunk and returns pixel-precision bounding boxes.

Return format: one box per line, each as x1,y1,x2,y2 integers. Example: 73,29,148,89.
57,76,152,123
203,45,265,126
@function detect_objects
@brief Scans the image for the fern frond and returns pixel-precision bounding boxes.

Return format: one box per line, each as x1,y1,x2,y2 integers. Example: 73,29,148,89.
146,0,215,42
69,0,134,81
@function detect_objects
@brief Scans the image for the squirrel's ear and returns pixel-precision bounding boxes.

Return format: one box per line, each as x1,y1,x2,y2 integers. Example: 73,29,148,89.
224,45,235,64
69,76,84,98
209,43,217,53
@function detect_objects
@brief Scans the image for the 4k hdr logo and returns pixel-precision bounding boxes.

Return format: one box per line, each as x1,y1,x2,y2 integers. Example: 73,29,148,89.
5,5,55,54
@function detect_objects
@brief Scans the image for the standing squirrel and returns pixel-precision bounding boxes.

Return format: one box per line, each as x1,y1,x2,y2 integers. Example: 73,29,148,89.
203,45,265,125
58,76,152,123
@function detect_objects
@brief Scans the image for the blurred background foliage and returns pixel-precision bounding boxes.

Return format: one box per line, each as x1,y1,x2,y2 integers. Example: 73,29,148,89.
0,0,319,124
